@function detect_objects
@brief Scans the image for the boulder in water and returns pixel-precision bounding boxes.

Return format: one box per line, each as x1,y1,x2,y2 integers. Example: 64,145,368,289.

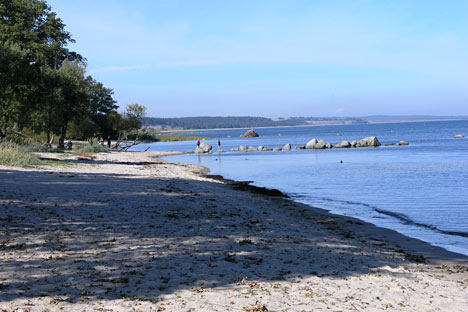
239,146,248,152
358,136,381,147
454,134,464,138
247,146,257,152
195,142,212,153
283,143,292,150
305,138,318,149
240,129,259,138
334,141,351,148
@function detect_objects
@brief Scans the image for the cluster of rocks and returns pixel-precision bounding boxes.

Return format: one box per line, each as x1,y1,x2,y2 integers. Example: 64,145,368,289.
196,136,393,154
303,136,382,149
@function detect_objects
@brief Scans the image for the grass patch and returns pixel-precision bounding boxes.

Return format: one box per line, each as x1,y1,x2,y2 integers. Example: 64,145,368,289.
0,142,42,167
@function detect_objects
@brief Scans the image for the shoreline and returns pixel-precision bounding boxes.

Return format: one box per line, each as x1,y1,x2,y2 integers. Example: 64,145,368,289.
1,151,467,311
198,167,468,266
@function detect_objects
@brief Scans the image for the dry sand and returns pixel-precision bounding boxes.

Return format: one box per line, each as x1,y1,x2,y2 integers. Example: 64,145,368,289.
0,151,467,311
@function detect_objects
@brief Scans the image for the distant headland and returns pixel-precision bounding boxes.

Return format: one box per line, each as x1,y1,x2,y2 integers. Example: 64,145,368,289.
144,115,468,131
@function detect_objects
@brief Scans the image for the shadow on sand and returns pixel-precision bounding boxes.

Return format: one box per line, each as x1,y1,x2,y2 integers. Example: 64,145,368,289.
0,166,465,303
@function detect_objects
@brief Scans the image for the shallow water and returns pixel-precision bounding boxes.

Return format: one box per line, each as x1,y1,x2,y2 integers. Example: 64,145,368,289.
132,120,468,255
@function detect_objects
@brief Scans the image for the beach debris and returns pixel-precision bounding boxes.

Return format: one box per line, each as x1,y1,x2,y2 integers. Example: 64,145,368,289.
240,129,259,138
454,134,464,138
195,142,212,153
283,143,292,150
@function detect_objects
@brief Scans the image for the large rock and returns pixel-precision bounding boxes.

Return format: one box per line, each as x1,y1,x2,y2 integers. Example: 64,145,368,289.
247,146,257,152
358,136,381,147
283,143,292,150
315,139,327,149
240,129,259,138
239,146,248,152
257,146,265,151
305,138,318,149
454,134,464,138
195,142,212,153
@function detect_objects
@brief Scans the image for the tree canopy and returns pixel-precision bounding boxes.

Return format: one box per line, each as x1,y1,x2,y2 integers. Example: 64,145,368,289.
0,0,145,146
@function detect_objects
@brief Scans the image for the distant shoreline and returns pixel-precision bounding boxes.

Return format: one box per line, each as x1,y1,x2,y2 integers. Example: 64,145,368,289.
162,118,468,132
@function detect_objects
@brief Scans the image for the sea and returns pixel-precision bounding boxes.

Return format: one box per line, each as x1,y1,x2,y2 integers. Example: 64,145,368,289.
131,120,468,256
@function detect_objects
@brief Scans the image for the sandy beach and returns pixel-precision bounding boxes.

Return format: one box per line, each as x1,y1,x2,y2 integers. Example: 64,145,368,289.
0,151,467,311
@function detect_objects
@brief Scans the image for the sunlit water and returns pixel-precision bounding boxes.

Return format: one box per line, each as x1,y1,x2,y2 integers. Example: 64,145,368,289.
132,120,468,256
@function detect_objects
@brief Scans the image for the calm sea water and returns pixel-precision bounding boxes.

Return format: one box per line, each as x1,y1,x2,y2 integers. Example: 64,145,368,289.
132,120,468,256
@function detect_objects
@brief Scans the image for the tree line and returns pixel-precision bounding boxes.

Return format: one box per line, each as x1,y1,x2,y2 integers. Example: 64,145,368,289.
145,116,368,130
0,0,145,147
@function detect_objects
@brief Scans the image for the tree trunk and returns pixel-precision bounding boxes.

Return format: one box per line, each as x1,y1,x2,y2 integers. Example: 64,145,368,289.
59,123,67,149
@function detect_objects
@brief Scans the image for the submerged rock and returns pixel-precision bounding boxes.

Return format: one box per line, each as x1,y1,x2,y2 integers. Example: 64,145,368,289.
240,129,259,138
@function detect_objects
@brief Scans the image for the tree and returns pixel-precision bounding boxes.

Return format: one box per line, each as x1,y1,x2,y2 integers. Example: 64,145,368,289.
122,104,147,131
0,42,33,138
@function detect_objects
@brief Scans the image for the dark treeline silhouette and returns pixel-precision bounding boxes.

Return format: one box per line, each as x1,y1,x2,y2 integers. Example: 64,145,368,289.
145,116,368,130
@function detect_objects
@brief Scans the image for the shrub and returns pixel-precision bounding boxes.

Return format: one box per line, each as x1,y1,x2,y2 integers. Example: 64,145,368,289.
77,144,108,153
0,142,42,167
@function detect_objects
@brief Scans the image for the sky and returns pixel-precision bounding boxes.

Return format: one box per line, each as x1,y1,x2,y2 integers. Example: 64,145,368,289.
47,0,468,118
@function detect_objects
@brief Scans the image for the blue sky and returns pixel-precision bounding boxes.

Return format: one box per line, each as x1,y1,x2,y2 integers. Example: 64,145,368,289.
48,0,468,118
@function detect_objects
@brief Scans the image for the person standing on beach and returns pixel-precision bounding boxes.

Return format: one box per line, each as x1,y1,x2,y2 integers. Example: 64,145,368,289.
217,138,221,151
197,139,200,149
107,136,111,148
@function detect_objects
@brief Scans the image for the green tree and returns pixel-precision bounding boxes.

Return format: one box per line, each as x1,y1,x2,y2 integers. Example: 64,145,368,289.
0,42,33,138
122,104,147,131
